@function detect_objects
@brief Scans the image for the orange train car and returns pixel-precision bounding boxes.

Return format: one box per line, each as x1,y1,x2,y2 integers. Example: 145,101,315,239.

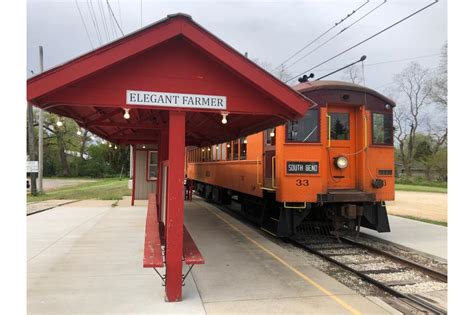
186,80,395,237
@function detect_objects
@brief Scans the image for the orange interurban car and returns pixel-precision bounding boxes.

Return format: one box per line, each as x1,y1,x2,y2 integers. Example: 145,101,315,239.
186,80,395,237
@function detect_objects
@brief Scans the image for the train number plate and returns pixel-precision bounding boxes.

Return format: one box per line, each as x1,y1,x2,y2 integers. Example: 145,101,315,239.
286,161,319,174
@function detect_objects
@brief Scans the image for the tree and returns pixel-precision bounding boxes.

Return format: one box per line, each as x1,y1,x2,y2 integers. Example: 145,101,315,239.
341,65,363,84
252,58,293,83
393,62,433,177
430,43,447,107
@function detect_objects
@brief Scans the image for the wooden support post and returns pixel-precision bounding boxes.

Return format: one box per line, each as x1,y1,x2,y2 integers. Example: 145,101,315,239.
165,111,185,302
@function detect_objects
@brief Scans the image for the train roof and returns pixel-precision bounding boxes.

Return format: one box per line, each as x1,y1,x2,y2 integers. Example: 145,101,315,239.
292,80,396,107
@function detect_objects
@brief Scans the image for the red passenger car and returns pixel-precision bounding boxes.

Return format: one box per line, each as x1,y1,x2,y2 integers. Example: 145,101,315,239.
186,80,395,237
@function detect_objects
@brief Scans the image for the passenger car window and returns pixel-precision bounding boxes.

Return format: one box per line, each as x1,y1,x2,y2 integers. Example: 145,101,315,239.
226,142,231,160
239,137,247,160
232,140,239,160
329,112,349,140
372,112,393,145
286,108,319,143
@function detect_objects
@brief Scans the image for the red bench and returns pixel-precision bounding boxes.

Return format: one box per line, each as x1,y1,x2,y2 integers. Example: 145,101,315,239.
143,193,204,284
143,193,164,268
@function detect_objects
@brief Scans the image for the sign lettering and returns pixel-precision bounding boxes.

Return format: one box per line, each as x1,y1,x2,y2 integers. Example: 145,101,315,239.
286,161,319,175
126,90,227,110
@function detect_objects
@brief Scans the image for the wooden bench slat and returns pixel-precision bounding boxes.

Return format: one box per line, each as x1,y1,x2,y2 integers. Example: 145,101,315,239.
143,193,164,268
183,226,205,265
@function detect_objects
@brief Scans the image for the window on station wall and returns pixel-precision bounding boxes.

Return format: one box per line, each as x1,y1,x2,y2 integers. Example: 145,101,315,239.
328,112,350,140
232,140,239,160
372,112,393,145
147,151,158,181
226,142,231,160
239,137,247,160
265,128,276,146
286,107,319,143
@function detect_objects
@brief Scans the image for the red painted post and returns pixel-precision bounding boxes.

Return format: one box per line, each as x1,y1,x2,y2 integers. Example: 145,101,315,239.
131,145,136,206
165,111,185,302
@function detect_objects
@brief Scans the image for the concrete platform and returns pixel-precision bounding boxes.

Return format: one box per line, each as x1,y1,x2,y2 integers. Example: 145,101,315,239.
28,199,398,314
361,215,447,261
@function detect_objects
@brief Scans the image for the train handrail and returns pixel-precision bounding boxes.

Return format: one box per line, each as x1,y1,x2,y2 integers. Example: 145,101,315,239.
327,114,331,148
271,155,277,188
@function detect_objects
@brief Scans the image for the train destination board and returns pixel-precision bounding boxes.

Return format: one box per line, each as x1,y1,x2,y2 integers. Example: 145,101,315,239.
126,90,227,110
286,161,319,174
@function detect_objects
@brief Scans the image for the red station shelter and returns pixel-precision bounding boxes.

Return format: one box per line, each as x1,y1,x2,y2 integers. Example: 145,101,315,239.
27,13,312,302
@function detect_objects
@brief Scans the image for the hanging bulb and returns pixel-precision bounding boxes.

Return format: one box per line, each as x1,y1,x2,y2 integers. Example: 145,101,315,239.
101,140,106,144
226,143,230,148
56,120,63,127
243,139,247,144
142,145,146,149
76,129,81,136
123,108,130,119
270,130,275,137
109,143,112,148
114,145,118,150
221,112,228,124
207,147,211,151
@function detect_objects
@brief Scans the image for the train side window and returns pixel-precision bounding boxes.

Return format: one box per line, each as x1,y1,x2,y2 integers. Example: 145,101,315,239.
240,137,247,160
286,107,319,143
207,147,212,161
372,112,393,145
233,140,239,160
215,145,221,161
226,142,231,160
329,112,349,140
201,148,205,162
265,128,276,145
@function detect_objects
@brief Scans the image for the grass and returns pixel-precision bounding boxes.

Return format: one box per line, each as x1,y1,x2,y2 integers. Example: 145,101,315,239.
27,178,131,203
395,183,447,193
393,214,447,227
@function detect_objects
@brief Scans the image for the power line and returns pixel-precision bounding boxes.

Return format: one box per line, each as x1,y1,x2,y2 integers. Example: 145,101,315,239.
117,0,123,28
107,0,125,36
285,0,439,83
97,0,110,42
273,0,369,72
285,0,388,71
87,0,102,45
74,0,94,49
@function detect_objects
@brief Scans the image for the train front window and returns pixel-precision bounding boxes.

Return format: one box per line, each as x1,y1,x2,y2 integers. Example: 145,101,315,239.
329,112,349,140
286,108,319,143
372,112,393,145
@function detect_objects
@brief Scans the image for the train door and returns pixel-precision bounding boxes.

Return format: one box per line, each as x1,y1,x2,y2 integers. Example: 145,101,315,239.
327,106,357,189
263,128,276,190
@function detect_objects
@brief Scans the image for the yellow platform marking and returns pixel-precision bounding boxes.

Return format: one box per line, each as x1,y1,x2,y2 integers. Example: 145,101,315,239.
199,201,362,315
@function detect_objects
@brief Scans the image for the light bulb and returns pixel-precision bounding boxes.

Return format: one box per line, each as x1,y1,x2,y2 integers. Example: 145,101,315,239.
207,147,211,151
123,108,130,119
221,112,228,124
270,131,275,137
227,144,230,148
102,140,106,144
76,129,81,136
56,120,63,127
216,146,219,150
243,139,247,144
114,145,118,150
201,149,205,152
142,145,146,149
109,143,112,148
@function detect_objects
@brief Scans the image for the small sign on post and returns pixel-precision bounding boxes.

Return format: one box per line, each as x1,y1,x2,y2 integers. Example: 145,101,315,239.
27,161,39,173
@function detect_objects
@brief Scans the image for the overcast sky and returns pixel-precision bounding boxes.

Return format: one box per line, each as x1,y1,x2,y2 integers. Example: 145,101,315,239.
27,0,447,93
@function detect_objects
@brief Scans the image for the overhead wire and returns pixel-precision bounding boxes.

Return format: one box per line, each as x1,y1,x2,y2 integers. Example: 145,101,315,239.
74,0,94,49
273,0,370,72
285,0,439,83
285,0,388,71
87,0,103,45
107,0,125,36
97,0,110,42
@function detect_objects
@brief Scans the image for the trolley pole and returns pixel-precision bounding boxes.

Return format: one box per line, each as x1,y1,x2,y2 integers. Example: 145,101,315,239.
38,46,44,193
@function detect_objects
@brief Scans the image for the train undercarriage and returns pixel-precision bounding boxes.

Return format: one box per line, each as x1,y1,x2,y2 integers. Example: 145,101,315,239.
194,181,391,238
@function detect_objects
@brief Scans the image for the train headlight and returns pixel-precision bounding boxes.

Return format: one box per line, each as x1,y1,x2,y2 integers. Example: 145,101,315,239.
335,156,348,169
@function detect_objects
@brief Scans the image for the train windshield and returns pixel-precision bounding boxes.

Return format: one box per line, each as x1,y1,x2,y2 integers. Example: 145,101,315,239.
286,107,319,143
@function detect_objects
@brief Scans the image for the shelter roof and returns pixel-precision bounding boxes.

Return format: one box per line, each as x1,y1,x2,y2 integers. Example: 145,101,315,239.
27,13,313,146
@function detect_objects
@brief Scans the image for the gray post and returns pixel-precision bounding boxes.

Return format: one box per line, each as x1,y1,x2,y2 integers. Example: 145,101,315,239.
27,101,37,195
38,46,44,193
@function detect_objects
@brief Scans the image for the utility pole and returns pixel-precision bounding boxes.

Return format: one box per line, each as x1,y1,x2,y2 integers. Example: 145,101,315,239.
27,101,37,195
38,46,44,193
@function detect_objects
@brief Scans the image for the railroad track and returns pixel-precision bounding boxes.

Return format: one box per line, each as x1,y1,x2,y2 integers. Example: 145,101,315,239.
289,234,447,314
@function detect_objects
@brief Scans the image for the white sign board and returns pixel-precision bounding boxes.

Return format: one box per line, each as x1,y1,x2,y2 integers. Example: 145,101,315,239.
126,90,226,110
27,161,39,173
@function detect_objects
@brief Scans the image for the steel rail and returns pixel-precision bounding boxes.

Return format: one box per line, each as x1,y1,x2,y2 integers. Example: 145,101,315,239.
340,236,447,283
289,238,447,315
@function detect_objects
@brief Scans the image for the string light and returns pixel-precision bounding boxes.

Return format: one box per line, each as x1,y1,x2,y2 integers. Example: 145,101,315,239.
243,139,247,144
227,143,231,148
123,108,130,119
